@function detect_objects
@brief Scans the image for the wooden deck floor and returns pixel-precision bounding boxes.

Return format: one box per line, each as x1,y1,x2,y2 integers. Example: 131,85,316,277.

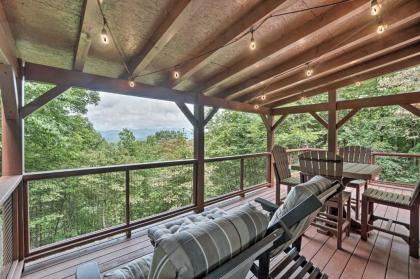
22,182,420,279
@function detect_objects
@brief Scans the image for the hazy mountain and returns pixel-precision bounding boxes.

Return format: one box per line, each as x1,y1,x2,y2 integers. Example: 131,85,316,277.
99,128,193,143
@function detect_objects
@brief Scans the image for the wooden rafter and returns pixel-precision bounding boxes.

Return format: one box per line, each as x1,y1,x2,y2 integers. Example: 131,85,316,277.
271,91,420,115
400,104,420,117
272,55,420,107
176,102,197,127
125,0,193,78
199,0,369,94
264,43,420,107
219,0,420,100
203,107,219,126
170,0,289,88
0,1,18,74
20,85,71,118
24,62,270,115
73,0,98,71
240,24,420,103
309,112,328,129
336,108,360,129
0,64,18,119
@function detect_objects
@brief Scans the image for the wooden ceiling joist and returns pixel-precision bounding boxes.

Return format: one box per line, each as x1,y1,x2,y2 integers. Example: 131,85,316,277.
73,0,98,71
272,55,420,107
240,24,420,103
0,1,18,74
170,0,289,88
264,43,420,107
126,0,193,78
218,0,420,101
24,62,270,115
199,0,369,94
272,91,420,115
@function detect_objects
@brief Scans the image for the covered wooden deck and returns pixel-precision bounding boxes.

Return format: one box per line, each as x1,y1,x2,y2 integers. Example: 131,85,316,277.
21,182,420,279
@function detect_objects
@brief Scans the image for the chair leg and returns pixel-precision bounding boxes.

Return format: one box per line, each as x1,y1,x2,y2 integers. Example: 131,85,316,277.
409,205,419,259
276,180,281,205
346,195,351,237
355,185,360,220
258,252,270,279
337,192,343,250
287,185,291,194
292,235,302,252
361,197,369,241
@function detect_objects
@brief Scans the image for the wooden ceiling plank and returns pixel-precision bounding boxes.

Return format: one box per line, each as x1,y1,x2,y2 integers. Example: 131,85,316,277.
0,1,18,75
400,104,420,117
170,0,289,88
73,0,97,71
20,85,71,118
126,0,193,78
24,62,270,115
264,43,420,107
239,24,420,103
272,91,420,115
218,0,420,100
0,64,18,119
199,0,369,94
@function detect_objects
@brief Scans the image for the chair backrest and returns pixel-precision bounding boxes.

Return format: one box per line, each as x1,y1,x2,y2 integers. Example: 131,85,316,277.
410,180,420,207
272,145,291,180
339,146,371,164
299,150,343,181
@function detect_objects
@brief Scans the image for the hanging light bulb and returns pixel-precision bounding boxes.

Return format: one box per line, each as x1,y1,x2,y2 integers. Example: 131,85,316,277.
173,70,180,79
249,30,256,50
128,77,135,88
377,20,386,34
100,26,110,44
305,67,313,77
355,81,361,86
254,104,260,109
260,94,266,101
370,0,381,16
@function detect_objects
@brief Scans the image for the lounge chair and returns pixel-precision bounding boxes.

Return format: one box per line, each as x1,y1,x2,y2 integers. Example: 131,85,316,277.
76,176,341,279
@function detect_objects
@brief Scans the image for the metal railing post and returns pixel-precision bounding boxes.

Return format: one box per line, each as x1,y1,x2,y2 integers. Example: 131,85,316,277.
125,170,131,238
240,158,245,197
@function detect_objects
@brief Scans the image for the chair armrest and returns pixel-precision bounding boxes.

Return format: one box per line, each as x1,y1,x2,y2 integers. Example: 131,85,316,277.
255,197,279,214
76,262,102,279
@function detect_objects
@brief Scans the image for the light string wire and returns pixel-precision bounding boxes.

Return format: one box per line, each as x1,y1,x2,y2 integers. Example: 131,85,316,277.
95,0,354,80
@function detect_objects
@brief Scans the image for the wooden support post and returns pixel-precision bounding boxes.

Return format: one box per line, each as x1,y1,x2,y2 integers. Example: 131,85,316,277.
328,89,337,154
194,104,205,212
266,115,275,187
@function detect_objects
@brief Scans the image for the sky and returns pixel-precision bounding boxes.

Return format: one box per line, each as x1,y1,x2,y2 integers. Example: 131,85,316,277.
86,92,193,131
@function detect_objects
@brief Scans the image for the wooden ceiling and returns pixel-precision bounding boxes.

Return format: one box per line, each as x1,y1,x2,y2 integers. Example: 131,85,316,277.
1,0,419,111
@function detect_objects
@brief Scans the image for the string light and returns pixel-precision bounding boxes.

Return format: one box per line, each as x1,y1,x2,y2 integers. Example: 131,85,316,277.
173,70,180,79
254,104,260,109
355,81,361,86
305,64,313,77
260,94,266,101
100,26,109,44
377,20,386,34
249,30,256,50
128,77,135,88
370,0,381,16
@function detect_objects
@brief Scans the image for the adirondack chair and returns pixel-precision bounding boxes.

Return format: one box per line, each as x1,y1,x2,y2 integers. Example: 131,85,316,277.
361,181,420,258
339,146,372,219
298,151,351,249
272,145,300,204
76,177,342,279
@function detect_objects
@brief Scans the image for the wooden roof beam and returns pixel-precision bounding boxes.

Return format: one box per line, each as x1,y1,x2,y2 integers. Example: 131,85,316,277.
263,43,420,107
73,0,98,71
199,0,370,94
125,0,194,78
23,62,270,115
218,0,420,100
170,0,290,88
239,23,420,103
272,91,420,115
0,1,18,75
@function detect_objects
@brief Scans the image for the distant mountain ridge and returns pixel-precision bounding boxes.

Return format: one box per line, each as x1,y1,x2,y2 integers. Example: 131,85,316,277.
99,128,193,143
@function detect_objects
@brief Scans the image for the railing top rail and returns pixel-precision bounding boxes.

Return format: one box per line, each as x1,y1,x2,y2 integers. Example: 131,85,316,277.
286,148,325,153
371,152,420,158
24,159,197,181
204,152,270,163
0,175,22,205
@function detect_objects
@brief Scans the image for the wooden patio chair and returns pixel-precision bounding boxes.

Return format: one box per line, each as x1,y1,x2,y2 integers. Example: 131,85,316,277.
272,145,300,204
361,181,420,258
76,178,341,279
339,146,372,219
298,151,351,249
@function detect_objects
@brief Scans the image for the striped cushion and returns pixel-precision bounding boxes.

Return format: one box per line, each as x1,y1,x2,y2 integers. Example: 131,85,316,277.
103,254,152,279
148,208,227,246
148,204,269,278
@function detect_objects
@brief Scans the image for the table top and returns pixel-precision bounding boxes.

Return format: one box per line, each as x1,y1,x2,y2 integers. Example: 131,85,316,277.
291,162,381,180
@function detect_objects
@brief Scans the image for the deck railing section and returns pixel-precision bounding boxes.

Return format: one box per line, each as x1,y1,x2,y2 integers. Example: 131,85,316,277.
21,152,271,260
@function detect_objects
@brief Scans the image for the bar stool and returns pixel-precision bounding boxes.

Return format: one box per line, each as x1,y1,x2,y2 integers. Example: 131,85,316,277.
346,179,367,220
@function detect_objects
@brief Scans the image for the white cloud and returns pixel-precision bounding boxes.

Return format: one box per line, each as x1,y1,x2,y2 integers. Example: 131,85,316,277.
87,92,193,131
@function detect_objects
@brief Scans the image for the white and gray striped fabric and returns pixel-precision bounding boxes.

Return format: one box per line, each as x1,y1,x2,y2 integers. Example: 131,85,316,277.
103,254,153,279
148,204,269,278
